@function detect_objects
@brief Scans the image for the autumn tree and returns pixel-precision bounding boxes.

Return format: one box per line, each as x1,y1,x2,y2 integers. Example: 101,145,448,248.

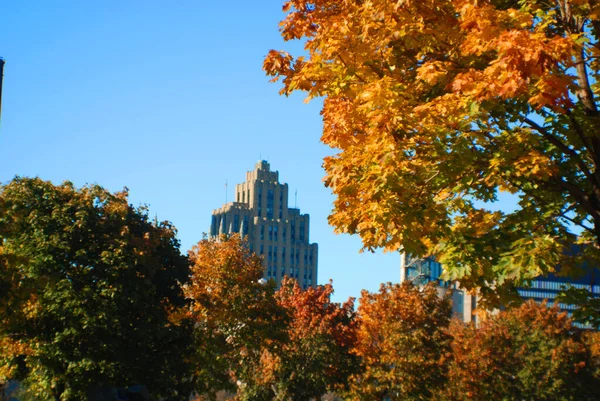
185,235,288,400
0,177,193,401
347,282,452,401
584,330,600,381
265,0,600,303
445,301,600,400
248,277,359,401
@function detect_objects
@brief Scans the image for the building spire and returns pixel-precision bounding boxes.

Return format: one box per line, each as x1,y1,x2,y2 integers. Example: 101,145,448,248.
0,58,5,125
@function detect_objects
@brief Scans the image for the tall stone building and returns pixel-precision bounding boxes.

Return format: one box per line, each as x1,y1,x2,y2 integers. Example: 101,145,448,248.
210,161,318,289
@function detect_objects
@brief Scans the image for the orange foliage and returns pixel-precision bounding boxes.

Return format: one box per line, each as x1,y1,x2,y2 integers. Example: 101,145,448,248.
185,235,287,397
348,282,452,400
253,278,359,401
265,0,600,304
446,301,598,400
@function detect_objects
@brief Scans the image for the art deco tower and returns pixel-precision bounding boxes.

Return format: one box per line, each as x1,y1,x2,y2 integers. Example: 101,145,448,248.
210,161,318,289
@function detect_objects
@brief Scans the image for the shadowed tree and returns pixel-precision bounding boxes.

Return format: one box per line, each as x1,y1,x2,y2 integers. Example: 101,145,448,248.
0,177,193,401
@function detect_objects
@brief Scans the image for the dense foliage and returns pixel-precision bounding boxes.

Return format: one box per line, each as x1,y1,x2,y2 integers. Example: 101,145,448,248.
186,238,359,401
0,177,192,401
257,277,359,401
445,301,599,400
1,179,598,400
185,235,288,400
348,283,452,401
265,0,600,304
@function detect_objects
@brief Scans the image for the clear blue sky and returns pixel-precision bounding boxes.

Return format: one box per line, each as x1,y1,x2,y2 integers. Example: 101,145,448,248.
0,1,400,303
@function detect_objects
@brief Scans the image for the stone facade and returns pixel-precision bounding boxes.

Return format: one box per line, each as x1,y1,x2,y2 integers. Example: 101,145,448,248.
210,161,318,289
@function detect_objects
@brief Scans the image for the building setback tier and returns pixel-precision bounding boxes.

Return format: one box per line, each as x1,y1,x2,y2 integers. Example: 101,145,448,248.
210,160,318,289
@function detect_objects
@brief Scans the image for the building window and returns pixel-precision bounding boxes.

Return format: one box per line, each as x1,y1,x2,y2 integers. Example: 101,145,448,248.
258,186,263,217
274,226,278,241
274,246,278,262
233,214,240,232
211,216,217,236
267,189,274,219
291,221,296,241
269,225,273,241
279,192,283,219
260,225,265,240
282,247,286,262
299,221,305,241
242,191,246,203
260,245,264,255
282,226,286,240
242,215,249,236
268,246,272,260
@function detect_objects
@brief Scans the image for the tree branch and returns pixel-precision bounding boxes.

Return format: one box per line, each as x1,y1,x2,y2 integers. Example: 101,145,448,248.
337,54,367,84
574,48,597,115
522,116,600,188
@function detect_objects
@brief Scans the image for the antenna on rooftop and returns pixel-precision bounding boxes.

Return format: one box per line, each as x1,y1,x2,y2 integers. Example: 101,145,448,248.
0,58,5,125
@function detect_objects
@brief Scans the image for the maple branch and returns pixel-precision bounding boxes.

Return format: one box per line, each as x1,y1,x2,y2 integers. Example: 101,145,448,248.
553,201,594,232
424,171,440,185
365,61,385,79
556,0,597,114
514,183,594,234
564,109,600,171
522,116,599,188
337,54,367,84
558,212,594,232
550,176,600,229
574,49,598,115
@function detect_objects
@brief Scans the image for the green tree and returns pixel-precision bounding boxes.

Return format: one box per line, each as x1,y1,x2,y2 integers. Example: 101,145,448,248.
347,282,452,401
0,177,192,401
445,301,600,401
265,0,600,304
